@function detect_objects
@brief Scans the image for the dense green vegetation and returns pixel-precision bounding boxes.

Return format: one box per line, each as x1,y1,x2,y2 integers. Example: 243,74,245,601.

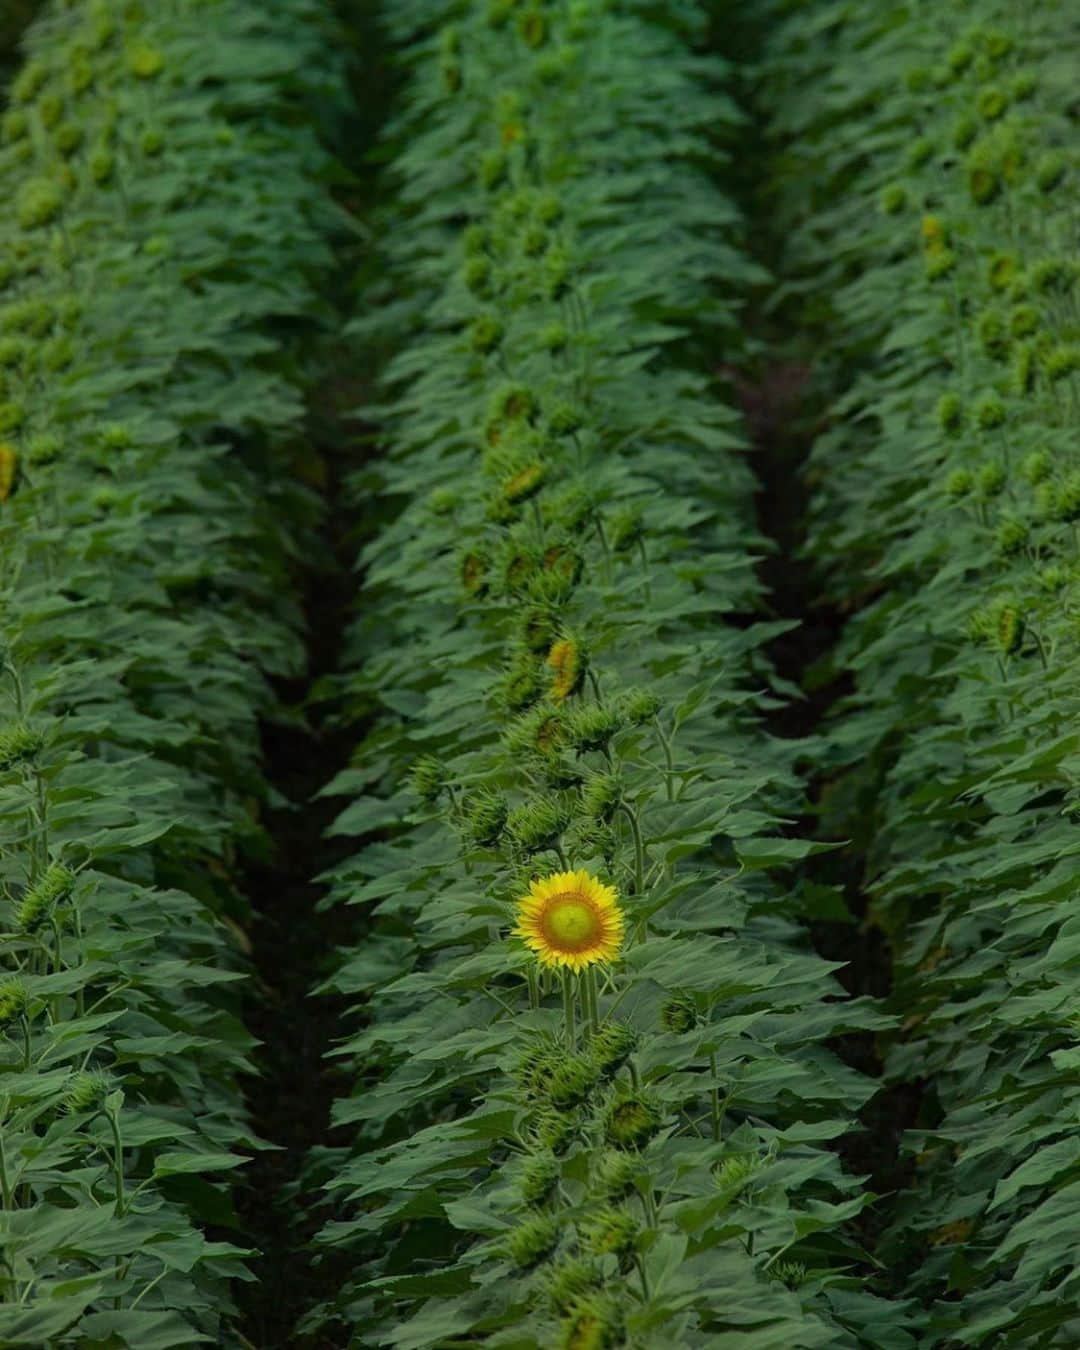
0,0,343,1343
763,3,1080,1342
0,0,1077,1346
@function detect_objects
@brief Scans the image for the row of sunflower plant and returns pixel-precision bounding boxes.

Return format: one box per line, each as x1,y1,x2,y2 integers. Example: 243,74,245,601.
763,0,1080,1342
0,1,344,1344
307,3,911,1347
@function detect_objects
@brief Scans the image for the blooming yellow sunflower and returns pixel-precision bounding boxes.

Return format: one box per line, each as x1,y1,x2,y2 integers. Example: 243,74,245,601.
514,869,623,971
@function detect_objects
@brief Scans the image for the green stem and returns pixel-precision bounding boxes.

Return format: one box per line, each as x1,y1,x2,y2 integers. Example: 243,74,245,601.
655,720,676,802
561,970,577,1047
584,965,600,1036
710,1052,722,1143
0,1128,11,1209
618,802,646,897
108,1110,125,1217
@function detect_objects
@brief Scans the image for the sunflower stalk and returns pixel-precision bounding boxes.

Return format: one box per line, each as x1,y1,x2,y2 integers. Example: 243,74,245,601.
561,970,577,1048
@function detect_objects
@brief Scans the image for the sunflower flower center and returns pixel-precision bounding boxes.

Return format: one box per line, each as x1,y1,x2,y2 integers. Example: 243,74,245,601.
541,892,601,951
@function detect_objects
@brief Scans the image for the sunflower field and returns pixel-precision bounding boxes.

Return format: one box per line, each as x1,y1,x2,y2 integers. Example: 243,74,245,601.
0,0,1077,1347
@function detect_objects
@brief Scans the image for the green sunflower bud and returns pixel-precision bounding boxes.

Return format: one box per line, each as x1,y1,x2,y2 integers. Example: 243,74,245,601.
976,86,1008,121
89,148,114,185
55,120,84,159
607,507,644,553
408,755,448,804
460,549,489,596
925,247,956,281
543,246,572,300
1054,472,1080,524
603,1089,663,1150
99,423,132,450
0,402,24,434
581,772,621,823
128,45,165,79
906,137,934,170
503,462,547,504
461,789,508,847
506,1212,560,1269
545,486,594,531
517,1038,562,1096
539,320,569,354
1020,451,1051,485
17,178,64,230
543,1257,602,1316
773,1260,808,1289
1037,565,1068,592
593,1150,641,1202
470,313,503,354
506,794,570,854
519,10,547,47
970,601,1024,655
2,110,28,143
982,29,1013,61
564,817,618,866
714,1151,763,1198
995,516,1029,556
11,61,46,104
15,862,76,934
464,223,489,255
1012,343,1036,395
558,1293,623,1350
952,115,978,151
520,1151,560,1207
987,252,1018,291
522,223,549,258
462,256,492,298
974,394,1006,430
0,722,46,772
976,310,1008,360
588,1021,636,1079
0,339,24,369
533,1107,577,1155
996,605,1024,656
548,402,584,438
967,154,1000,205
944,468,973,499
0,979,29,1026
479,149,507,191
1009,305,1039,339
580,1205,638,1264
977,461,1007,497
27,433,61,465
1035,151,1067,194
504,704,569,760
501,653,544,713
64,1070,112,1115
1011,71,1037,101
548,1054,600,1110
936,393,964,436
1044,345,1080,383
1031,258,1072,294
879,184,906,215
566,702,625,753
520,605,558,654
660,994,698,1034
